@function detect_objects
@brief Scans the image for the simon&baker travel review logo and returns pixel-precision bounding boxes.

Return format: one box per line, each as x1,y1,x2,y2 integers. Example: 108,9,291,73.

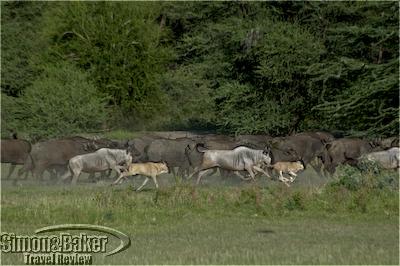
0,224,131,265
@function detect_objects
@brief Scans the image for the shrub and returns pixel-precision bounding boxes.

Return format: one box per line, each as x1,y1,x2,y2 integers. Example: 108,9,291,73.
330,165,363,191
4,62,109,140
284,191,306,211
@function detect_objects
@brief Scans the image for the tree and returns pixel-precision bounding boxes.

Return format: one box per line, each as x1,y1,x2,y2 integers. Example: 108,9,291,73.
4,63,109,139
1,2,47,96
38,2,174,121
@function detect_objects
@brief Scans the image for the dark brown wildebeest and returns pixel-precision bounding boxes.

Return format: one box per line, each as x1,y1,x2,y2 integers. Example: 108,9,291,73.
143,137,199,178
191,134,237,150
127,135,161,161
1,139,31,179
235,134,273,149
325,138,382,174
292,132,336,174
23,136,128,179
294,131,335,144
268,135,329,174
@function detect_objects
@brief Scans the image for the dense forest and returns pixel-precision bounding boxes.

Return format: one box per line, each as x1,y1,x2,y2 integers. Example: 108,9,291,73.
1,1,399,139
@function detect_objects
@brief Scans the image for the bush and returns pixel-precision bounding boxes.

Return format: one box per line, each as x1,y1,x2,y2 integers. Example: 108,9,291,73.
4,62,109,139
284,191,306,211
330,163,398,191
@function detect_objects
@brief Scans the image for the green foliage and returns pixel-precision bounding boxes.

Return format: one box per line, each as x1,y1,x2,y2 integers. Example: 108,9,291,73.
1,2,46,96
2,184,398,264
1,2,398,137
330,163,399,192
300,2,399,136
160,66,215,129
4,63,108,139
215,82,292,134
40,2,174,119
284,191,305,211
1,93,24,137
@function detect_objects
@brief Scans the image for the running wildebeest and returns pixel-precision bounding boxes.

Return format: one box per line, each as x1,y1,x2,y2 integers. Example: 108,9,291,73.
113,162,169,191
360,147,400,169
267,135,329,175
61,148,133,185
188,145,272,185
24,136,127,179
325,138,382,173
379,137,400,149
294,131,335,144
1,139,31,179
127,135,161,161
235,134,273,149
143,138,199,178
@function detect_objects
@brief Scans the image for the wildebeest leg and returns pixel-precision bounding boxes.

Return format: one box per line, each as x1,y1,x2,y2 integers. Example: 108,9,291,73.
288,171,297,182
113,165,126,175
252,165,271,178
232,171,252,181
113,171,133,185
17,167,29,180
136,177,150,191
278,171,290,186
36,168,46,181
196,169,214,185
88,173,97,182
106,169,115,179
203,168,217,178
97,169,113,180
59,169,71,184
170,167,177,177
5,164,17,179
112,173,126,185
151,175,159,189
219,169,231,179
71,170,81,185
310,159,324,176
187,167,199,180
246,166,256,181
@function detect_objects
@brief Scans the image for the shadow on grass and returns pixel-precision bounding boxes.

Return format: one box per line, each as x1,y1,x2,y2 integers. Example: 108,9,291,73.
256,229,275,234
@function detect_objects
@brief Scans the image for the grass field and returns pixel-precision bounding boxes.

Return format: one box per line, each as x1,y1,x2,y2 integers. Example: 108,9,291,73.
0,164,399,265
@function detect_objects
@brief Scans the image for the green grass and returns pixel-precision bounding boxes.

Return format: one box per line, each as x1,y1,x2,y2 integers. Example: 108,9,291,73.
1,179,398,265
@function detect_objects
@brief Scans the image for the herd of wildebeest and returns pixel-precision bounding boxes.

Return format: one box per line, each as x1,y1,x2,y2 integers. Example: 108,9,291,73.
1,131,399,190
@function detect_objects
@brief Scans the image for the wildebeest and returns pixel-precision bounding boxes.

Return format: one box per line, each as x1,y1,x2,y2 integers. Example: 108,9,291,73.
24,136,124,179
61,148,132,184
294,131,335,144
268,135,329,174
127,135,161,161
188,145,272,185
270,161,305,186
143,138,199,178
113,162,169,191
325,138,382,173
360,147,400,169
235,134,273,149
1,139,31,179
380,137,400,149
189,134,247,179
